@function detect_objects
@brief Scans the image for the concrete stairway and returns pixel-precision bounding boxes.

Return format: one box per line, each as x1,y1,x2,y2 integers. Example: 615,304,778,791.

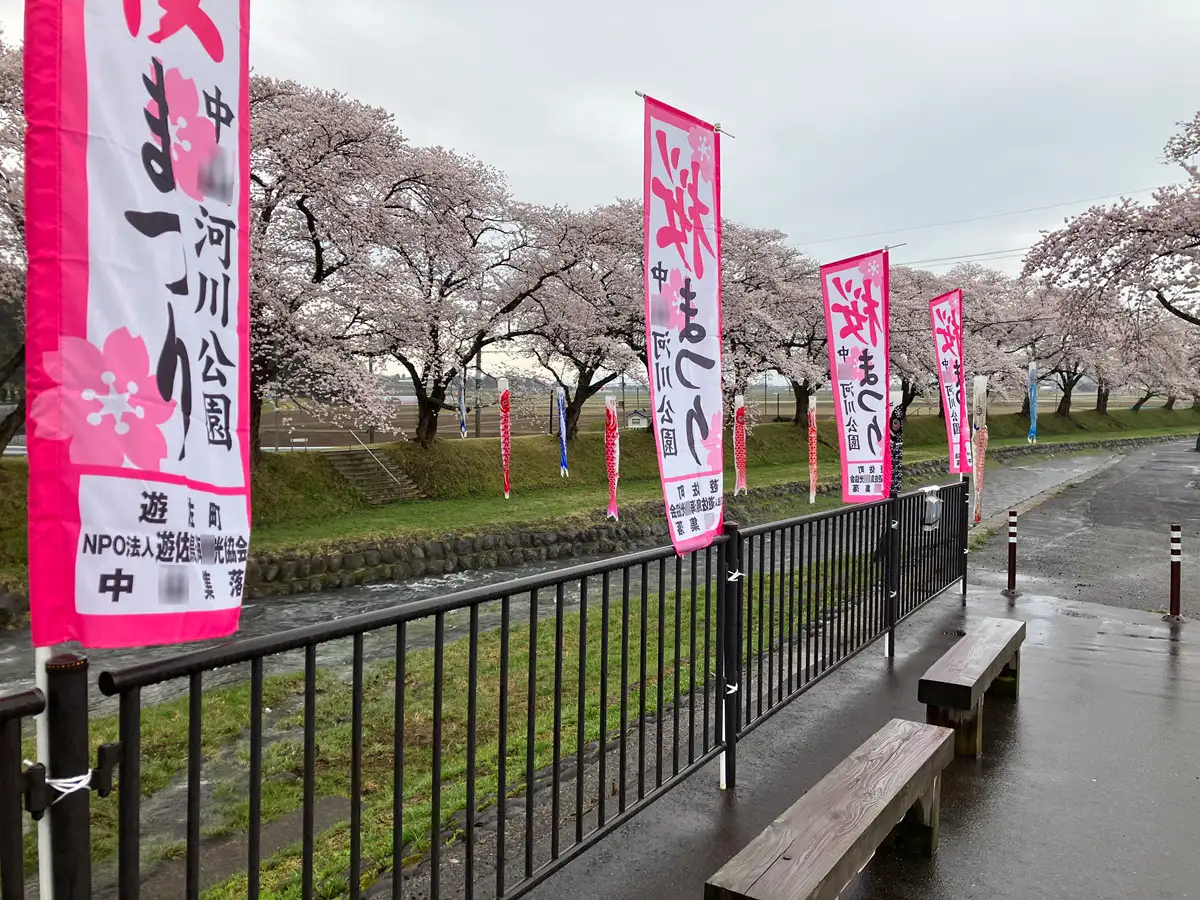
322,448,425,505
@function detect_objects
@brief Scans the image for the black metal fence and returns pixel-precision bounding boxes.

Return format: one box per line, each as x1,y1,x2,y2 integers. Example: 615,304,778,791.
0,478,968,900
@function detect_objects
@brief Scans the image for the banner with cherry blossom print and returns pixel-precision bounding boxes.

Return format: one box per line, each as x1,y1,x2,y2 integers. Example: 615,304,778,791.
929,289,967,473
820,250,891,503
643,96,723,554
24,0,250,648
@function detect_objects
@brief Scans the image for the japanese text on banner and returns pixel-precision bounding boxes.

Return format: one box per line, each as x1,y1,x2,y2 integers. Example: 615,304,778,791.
820,250,891,503
643,96,723,553
929,289,966,473
24,0,251,648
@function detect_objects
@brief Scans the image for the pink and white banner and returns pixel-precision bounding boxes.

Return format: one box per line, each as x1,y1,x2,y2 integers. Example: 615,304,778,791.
820,250,891,503
929,289,967,473
643,95,723,554
24,0,251,648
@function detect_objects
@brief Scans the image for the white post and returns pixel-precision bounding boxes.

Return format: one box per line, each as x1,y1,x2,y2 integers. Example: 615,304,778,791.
34,644,54,900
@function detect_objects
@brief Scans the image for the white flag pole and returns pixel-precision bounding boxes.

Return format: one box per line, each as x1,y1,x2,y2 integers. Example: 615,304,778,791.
34,643,54,900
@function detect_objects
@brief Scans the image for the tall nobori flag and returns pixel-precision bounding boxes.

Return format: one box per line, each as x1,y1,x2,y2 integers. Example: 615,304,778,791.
24,0,251,648
929,289,967,473
820,250,891,503
643,95,724,554
557,387,569,476
1027,362,1038,444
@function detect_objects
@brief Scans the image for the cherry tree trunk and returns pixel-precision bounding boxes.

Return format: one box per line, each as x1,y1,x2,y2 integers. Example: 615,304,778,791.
0,397,23,457
564,373,595,441
248,378,264,468
1021,393,1030,417
1095,388,1110,415
790,380,812,425
1055,383,1075,418
1165,395,1177,411
415,397,442,448
899,379,919,413
1132,391,1154,412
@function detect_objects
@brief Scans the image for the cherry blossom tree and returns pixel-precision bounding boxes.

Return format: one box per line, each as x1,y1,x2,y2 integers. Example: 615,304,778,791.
248,76,408,463
1025,111,1200,334
371,146,584,447
521,200,642,439
888,265,946,411
0,35,23,455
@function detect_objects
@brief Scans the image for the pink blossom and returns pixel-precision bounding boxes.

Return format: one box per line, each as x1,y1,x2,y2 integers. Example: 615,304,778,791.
146,65,218,201
858,255,884,282
687,126,715,184
30,328,176,470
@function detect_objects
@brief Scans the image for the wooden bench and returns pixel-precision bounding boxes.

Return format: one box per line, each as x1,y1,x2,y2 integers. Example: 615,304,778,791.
919,616,1026,757
704,718,954,900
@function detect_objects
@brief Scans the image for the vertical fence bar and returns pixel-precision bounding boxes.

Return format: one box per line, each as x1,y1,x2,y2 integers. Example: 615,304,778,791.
350,636,365,900
756,534,765,719
744,533,753,726
836,514,847,662
46,655,90,900
575,578,588,846
393,623,407,900
552,583,565,859
886,495,900,658
118,687,142,900
248,659,263,900
703,547,712,755
496,599,509,898
302,646,317,900
599,573,610,827
673,555,682,776
525,589,538,878
689,553,698,765
805,521,814,684
1170,525,1183,619
620,567,630,813
465,608,479,898
0,695,35,900
657,559,666,787
787,526,796,696
186,671,202,900
962,474,971,603
638,564,648,802
431,613,445,900
767,530,776,711
720,523,741,788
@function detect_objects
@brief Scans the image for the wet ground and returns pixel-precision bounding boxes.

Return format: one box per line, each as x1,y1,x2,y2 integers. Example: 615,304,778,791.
525,586,1200,900
973,441,1200,617
0,449,1118,701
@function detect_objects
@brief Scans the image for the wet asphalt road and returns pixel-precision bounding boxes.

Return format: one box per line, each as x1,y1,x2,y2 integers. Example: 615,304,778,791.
972,441,1200,618
526,588,1200,900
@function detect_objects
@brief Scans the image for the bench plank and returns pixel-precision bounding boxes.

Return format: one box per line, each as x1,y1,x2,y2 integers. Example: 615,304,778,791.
918,616,1025,710
705,718,953,900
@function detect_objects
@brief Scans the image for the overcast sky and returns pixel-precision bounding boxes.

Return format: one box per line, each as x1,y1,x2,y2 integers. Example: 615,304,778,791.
3,0,1199,276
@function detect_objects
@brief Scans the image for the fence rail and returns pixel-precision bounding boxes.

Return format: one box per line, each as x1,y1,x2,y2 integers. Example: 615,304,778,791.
0,477,968,900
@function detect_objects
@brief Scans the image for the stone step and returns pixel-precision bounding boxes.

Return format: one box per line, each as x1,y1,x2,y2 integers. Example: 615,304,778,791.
322,449,425,506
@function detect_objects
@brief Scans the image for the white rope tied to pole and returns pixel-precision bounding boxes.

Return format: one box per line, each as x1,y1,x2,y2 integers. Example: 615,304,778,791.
22,762,92,804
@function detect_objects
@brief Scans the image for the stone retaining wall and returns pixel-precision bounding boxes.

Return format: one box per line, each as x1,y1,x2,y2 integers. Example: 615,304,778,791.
0,434,1189,628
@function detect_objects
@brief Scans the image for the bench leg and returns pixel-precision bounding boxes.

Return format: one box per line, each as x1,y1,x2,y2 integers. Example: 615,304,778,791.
988,649,1021,699
927,697,984,757
888,775,942,858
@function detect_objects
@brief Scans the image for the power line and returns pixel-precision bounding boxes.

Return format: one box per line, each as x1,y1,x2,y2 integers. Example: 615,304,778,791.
921,252,1029,270
896,246,1031,266
795,185,1165,247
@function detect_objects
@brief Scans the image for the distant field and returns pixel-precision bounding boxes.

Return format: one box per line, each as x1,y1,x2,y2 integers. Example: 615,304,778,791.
264,390,1139,447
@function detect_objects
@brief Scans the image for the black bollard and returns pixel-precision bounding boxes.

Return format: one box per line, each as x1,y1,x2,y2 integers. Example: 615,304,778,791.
47,653,91,900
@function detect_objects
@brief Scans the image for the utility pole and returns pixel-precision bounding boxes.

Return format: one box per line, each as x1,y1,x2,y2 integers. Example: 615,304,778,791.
474,350,482,438
621,375,626,411
367,357,375,444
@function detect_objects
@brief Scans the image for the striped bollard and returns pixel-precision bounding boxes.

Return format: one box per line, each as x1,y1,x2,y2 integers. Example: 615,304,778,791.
1002,510,1021,598
1166,525,1183,621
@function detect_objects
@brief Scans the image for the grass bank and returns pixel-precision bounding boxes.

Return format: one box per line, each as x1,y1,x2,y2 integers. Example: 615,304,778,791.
2,408,1197,593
